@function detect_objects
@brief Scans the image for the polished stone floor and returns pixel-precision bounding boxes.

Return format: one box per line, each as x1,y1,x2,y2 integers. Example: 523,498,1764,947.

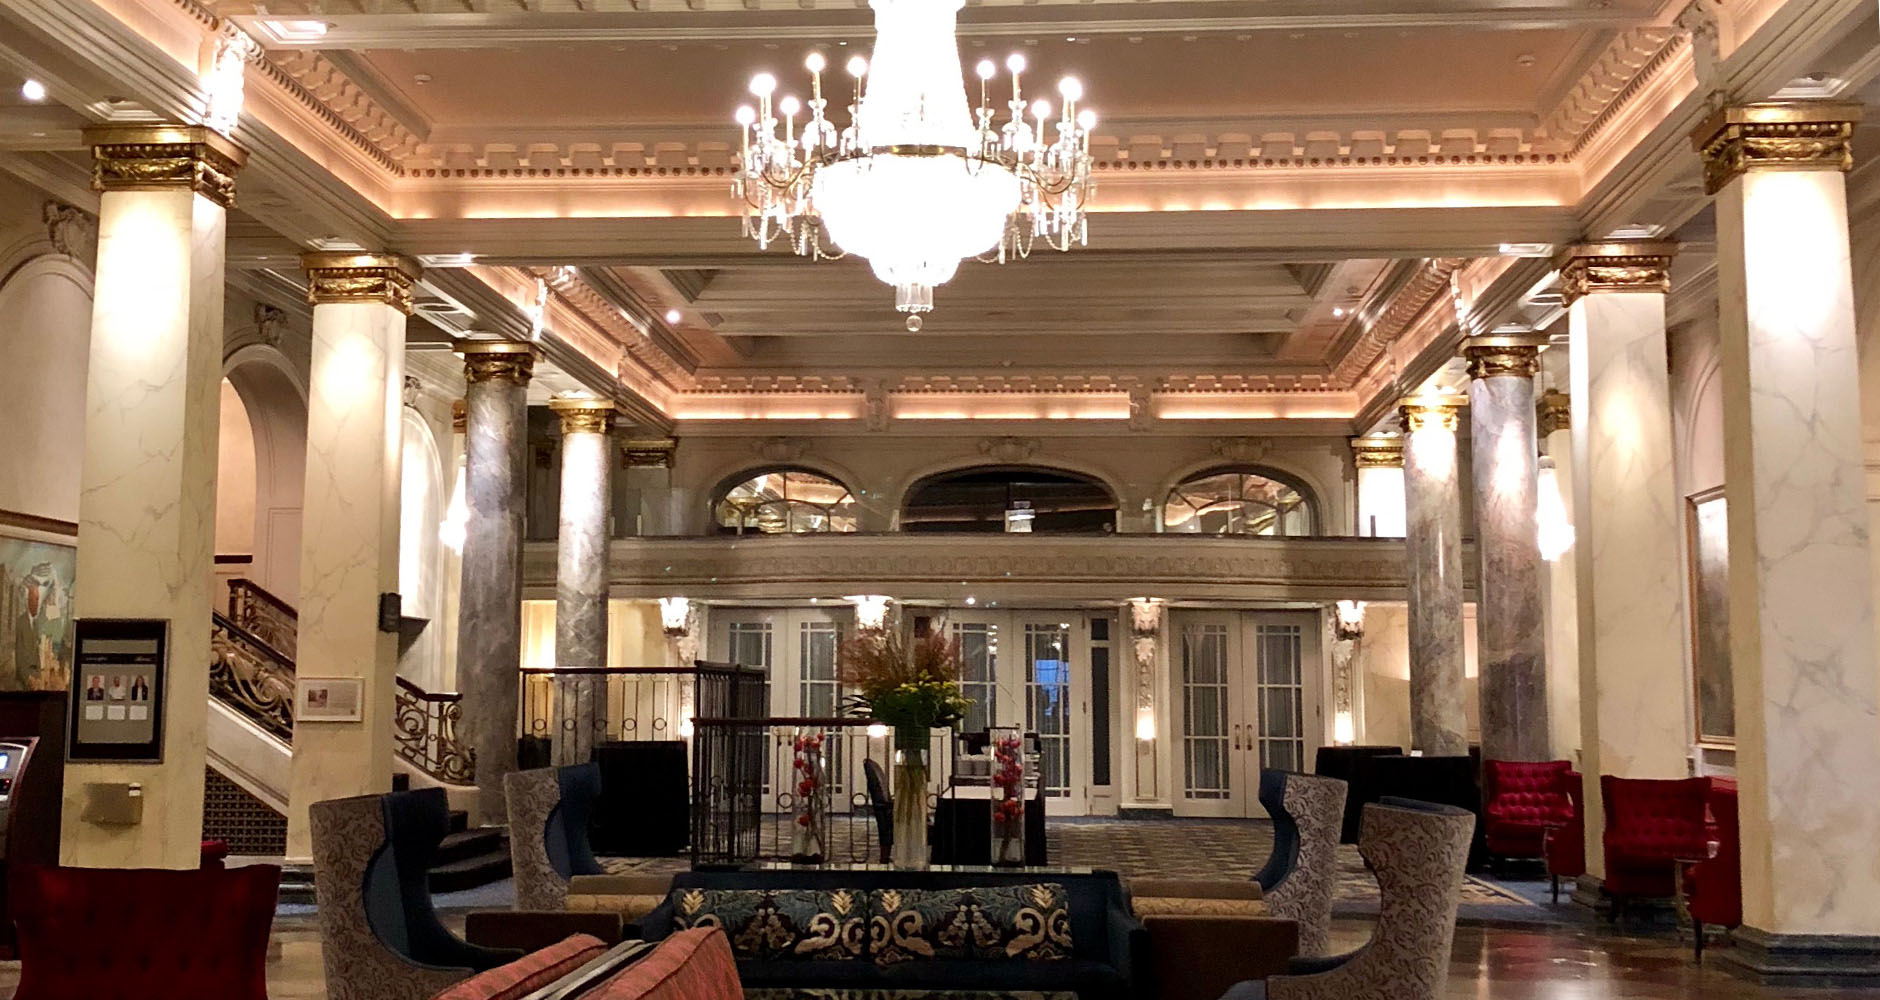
1,914,1875,999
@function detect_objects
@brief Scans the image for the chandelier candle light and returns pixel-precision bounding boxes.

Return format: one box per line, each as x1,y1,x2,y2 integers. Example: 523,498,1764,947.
734,0,1096,327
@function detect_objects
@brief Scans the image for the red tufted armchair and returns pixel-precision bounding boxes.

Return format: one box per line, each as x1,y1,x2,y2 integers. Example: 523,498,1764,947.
1684,777,1740,960
1542,770,1586,903
1481,760,1576,863
11,863,279,1000
1599,776,1712,921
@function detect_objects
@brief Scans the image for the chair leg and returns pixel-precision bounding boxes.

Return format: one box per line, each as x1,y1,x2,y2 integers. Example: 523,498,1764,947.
1550,874,1560,905
1694,920,1704,962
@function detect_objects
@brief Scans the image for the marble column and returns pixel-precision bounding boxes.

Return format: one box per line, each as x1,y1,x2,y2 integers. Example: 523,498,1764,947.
1399,395,1470,756
1351,436,1406,538
1698,102,1880,959
455,340,534,825
1559,241,1688,882
1536,387,1581,763
549,394,615,766
282,253,420,859
1465,335,1550,762
61,126,245,869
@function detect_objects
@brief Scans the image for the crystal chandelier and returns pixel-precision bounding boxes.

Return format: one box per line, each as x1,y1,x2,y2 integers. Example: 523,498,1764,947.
734,0,1096,328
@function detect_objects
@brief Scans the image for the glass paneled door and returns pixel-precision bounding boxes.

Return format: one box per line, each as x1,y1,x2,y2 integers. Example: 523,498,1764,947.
709,606,853,810
1171,610,1323,818
946,610,1090,814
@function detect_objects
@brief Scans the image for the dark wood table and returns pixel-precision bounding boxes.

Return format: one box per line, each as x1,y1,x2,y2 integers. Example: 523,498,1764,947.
928,784,1047,866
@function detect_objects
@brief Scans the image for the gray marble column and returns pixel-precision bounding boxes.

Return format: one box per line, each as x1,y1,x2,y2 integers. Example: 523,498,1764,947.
549,394,615,766
1466,336,1550,762
455,340,533,825
1400,394,1469,756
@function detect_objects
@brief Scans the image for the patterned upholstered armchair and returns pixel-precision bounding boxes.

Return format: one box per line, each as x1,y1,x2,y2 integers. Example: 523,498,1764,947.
507,763,609,910
1216,798,1476,1000
310,788,521,1000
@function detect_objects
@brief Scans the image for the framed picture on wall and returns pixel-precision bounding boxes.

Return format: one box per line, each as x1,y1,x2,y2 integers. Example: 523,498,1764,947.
296,677,363,722
1685,487,1734,747
0,517,78,695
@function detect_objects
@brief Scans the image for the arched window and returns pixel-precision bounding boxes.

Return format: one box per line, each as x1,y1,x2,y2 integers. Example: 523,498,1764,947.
902,467,1117,533
1164,468,1315,536
715,469,858,534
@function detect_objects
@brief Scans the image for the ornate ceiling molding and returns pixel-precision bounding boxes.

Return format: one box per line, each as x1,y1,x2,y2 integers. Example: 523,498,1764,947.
1325,257,1466,390
535,266,697,392
1542,27,1684,157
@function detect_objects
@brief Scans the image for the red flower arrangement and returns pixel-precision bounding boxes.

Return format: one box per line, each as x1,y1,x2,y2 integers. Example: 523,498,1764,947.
992,732,1026,865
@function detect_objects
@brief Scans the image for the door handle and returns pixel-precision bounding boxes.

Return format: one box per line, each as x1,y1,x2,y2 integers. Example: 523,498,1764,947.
1232,724,1242,751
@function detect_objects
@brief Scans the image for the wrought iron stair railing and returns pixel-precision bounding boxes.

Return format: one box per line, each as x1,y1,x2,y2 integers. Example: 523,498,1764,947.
395,678,474,785
209,611,297,742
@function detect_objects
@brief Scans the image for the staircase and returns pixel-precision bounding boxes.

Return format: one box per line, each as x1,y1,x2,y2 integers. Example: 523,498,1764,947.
208,578,510,893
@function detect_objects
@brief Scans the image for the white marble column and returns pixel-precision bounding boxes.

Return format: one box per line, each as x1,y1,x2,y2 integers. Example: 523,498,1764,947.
61,126,245,869
284,253,420,859
549,394,615,766
1466,336,1550,762
1536,388,1581,763
456,340,533,824
1560,241,1688,881
1700,102,1880,960
1399,395,1469,756
1351,436,1405,538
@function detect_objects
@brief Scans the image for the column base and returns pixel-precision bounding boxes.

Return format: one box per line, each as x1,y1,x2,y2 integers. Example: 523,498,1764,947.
1117,803,1175,820
1720,927,1880,986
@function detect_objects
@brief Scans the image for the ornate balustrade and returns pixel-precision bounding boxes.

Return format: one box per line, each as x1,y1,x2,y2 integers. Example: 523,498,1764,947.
227,577,298,660
521,533,1472,603
209,612,297,741
395,678,475,785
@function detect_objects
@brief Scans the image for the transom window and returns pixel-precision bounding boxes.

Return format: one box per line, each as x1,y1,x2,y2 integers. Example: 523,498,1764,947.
715,469,858,534
1164,469,1315,537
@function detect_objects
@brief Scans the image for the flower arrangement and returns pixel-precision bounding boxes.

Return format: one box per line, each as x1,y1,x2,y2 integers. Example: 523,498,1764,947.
838,629,971,746
790,731,828,863
991,729,1026,865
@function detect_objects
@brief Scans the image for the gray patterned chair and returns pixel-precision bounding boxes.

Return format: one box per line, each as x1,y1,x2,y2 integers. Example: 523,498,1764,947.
507,762,607,910
310,788,521,1000
1216,797,1476,1000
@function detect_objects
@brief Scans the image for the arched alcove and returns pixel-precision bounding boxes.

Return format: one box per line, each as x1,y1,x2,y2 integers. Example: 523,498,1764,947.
711,467,859,534
223,350,308,606
900,466,1118,533
1162,465,1319,536
398,407,448,688
0,255,92,523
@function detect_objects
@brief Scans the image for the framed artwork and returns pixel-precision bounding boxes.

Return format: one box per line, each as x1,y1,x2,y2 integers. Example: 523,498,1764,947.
1685,487,1734,747
69,618,167,762
297,677,363,722
0,523,78,695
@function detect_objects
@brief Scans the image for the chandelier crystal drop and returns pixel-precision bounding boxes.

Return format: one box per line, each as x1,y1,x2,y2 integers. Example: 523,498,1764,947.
733,0,1096,326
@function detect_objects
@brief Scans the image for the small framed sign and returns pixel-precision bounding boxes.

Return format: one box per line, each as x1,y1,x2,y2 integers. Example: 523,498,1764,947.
296,677,363,722
69,618,167,762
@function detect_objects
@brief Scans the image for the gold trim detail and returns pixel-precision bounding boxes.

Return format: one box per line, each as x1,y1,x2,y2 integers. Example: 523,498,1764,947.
1693,102,1862,195
85,125,248,210
623,438,677,469
451,399,467,433
1464,342,1543,380
457,340,536,385
301,252,421,313
1536,390,1571,437
550,396,616,435
1398,394,1467,434
1556,241,1676,305
1351,437,1405,469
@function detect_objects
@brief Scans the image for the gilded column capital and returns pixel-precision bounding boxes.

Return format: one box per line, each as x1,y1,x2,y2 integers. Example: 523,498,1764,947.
623,438,678,469
1398,394,1468,434
1350,435,1405,469
301,252,422,314
1536,389,1571,437
1692,101,1862,195
549,394,616,435
455,339,536,385
451,399,467,433
1463,334,1546,380
1555,241,1677,305
84,124,248,210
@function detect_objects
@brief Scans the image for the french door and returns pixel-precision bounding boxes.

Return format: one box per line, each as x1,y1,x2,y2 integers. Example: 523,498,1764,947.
709,607,854,809
1171,610,1322,818
943,610,1090,814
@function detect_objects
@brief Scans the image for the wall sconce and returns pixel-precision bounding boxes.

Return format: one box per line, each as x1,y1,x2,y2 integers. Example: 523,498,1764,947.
1135,707,1156,742
1537,456,1575,561
1333,600,1366,641
1333,711,1356,746
846,595,892,631
659,596,692,637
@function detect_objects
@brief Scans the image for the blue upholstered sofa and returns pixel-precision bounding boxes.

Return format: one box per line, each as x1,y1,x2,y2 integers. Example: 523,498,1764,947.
633,868,1145,999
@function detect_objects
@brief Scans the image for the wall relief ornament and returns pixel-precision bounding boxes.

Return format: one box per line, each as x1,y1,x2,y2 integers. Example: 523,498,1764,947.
1126,381,1153,432
977,436,1040,463
1536,390,1571,437
252,303,288,348
754,436,806,462
1211,437,1268,464
41,201,95,260
1692,102,1860,195
402,375,422,409
623,438,678,469
862,378,890,433
302,252,421,313
85,124,248,210
457,340,535,385
1554,241,1676,305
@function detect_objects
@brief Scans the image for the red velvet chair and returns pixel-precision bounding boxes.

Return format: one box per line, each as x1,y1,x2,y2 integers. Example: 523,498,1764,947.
1599,776,1712,921
1684,777,1741,960
1481,760,1576,865
1542,770,1586,903
11,863,280,1000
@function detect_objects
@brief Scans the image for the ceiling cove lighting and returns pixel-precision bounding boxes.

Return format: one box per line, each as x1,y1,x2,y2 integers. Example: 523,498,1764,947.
734,0,1096,327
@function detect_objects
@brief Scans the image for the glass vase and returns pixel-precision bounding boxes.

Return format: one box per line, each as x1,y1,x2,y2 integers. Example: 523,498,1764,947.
891,725,930,869
789,729,828,865
989,726,1027,867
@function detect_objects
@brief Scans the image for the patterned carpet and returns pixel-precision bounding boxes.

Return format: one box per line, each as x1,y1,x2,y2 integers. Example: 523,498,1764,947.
602,816,1535,911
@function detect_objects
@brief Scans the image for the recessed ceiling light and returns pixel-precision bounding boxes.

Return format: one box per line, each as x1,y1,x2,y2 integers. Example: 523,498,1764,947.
664,308,682,323
261,19,328,39
414,73,432,85
1515,53,1537,67
20,79,46,102
1332,306,1346,318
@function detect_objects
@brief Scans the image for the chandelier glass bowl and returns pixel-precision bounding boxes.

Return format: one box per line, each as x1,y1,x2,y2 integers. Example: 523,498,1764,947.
734,0,1095,324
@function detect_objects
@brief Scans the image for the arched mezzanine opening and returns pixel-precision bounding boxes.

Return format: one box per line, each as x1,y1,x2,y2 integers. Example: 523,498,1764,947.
1161,465,1320,537
900,466,1119,533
